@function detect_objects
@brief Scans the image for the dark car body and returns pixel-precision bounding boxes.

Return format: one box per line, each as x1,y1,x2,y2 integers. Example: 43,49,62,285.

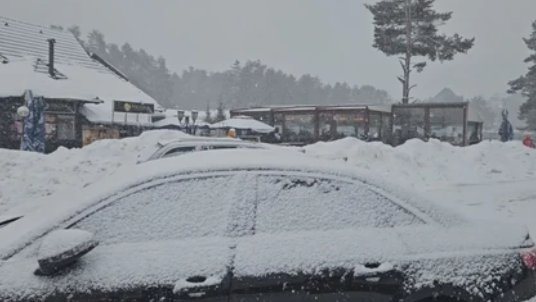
0,150,534,302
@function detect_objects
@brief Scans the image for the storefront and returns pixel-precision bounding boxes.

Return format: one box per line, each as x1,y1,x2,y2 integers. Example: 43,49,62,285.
230,105,392,145
391,102,483,146
81,100,156,146
0,97,95,152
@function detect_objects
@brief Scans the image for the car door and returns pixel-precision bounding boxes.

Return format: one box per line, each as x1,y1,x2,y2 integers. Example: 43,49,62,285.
0,172,246,302
231,171,422,302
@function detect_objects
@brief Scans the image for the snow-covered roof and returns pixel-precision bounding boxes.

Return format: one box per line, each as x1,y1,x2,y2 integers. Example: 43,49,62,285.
0,16,162,126
210,116,275,133
232,104,392,114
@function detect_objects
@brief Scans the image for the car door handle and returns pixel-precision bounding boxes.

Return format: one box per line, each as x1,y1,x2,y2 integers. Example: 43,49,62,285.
176,276,211,298
186,276,207,283
354,262,394,282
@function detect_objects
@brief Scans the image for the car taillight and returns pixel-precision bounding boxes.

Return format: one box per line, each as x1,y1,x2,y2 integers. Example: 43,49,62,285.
521,248,536,270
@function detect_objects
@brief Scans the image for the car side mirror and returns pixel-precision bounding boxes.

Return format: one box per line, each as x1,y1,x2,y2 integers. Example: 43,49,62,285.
35,229,99,276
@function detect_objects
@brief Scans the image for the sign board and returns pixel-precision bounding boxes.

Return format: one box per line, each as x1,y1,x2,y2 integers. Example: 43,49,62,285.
113,101,154,114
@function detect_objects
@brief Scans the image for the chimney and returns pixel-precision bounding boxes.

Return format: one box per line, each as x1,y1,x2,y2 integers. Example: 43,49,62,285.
47,38,56,77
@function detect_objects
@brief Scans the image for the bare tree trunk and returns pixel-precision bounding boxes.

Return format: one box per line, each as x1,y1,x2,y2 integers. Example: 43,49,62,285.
402,0,413,104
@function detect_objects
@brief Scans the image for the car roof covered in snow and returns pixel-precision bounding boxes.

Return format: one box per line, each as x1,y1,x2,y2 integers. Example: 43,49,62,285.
0,149,466,260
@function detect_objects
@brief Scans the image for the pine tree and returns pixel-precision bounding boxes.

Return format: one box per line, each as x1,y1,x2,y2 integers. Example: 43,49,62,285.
365,0,474,104
86,30,107,55
68,26,81,42
204,103,213,124
215,100,226,122
508,21,536,130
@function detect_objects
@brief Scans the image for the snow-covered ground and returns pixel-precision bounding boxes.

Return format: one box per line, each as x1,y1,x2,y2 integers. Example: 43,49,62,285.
1,131,535,237
0,130,188,216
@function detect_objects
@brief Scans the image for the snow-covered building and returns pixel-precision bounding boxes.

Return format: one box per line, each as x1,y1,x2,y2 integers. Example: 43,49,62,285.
0,16,163,152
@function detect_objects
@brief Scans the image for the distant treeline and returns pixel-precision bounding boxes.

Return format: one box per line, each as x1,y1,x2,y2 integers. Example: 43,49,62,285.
58,26,392,110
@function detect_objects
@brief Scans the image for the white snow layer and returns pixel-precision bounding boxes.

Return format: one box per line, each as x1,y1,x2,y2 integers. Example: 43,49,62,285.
37,229,95,261
0,133,535,300
2,134,534,234
0,130,189,215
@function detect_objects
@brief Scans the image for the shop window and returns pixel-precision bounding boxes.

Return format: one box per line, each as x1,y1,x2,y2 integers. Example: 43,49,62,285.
318,111,366,141
467,122,481,145
45,114,57,141
56,115,76,140
368,113,381,141
392,107,426,144
282,113,315,143
381,114,391,143
429,107,464,145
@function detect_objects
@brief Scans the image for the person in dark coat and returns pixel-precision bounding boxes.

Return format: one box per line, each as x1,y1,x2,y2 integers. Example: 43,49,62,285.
498,109,514,142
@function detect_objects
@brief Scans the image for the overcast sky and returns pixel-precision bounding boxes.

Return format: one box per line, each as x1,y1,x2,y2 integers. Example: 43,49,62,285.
2,0,535,100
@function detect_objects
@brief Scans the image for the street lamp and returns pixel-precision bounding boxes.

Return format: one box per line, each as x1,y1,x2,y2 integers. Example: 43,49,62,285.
191,111,198,123
177,110,185,123
190,111,199,135
17,105,30,118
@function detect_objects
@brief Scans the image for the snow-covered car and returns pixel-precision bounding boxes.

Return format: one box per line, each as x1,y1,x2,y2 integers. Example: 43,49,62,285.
136,137,273,163
0,150,535,302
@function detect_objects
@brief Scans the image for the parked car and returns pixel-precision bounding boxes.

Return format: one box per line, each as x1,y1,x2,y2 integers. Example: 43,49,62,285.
136,137,273,163
0,150,535,302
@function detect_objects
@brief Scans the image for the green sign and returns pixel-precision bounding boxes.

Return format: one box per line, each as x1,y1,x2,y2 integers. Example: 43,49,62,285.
113,100,154,114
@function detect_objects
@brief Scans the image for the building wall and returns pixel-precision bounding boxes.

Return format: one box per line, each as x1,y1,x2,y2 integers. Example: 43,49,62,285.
0,97,24,149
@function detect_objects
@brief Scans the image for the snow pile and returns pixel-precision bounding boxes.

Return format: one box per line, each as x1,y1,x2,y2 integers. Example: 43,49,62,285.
304,137,536,189
1,133,535,235
0,130,188,214
304,137,536,236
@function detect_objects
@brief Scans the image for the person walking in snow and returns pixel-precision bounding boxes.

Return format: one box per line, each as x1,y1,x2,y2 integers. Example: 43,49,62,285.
498,109,514,142
523,133,535,148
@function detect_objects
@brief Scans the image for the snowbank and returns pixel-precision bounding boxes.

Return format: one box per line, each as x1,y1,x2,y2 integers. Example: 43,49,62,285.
1,133,535,236
0,130,188,214
304,137,536,189
304,137,536,235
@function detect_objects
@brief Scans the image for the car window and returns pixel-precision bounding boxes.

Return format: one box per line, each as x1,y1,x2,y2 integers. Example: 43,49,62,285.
162,146,197,158
70,176,235,244
205,145,239,150
254,174,423,233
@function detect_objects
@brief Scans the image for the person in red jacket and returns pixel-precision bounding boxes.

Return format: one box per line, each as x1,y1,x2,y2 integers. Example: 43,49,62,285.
523,133,535,148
